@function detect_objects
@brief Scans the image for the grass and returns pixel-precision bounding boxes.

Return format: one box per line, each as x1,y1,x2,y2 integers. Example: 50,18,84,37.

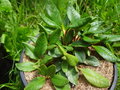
0,0,120,89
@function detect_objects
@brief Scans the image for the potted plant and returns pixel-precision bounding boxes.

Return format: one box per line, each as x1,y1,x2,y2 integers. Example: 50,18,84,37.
16,0,118,90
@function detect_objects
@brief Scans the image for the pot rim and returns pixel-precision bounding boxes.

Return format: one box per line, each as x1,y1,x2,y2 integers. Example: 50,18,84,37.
20,50,118,90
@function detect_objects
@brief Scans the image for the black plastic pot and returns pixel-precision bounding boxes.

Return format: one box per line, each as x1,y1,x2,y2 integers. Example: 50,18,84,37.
20,51,118,90
0,44,13,84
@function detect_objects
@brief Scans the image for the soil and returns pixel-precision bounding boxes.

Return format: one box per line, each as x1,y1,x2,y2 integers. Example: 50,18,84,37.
23,53,114,90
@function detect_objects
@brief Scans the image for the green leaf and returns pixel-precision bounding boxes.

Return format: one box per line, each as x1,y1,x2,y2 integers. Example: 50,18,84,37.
98,35,120,42
41,55,53,65
58,45,66,55
75,50,86,63
112,42,120,47
34,33,48,57
83,36,100,44
46,65,56,77
24,77,45,90
46,0,62,26
63,46,73,51
106,35,120,42
58,45,78,66
67,5,81,27
93,46,117,62
1,33,7,43
23,42,37,60
39,65,48,76
40,14,59,28
54,47,63,57
48,47,62,58
39,24,51,36
49,29,61,44
57,0,69,18
29,36,37,43
51,74,69,87
47,45,56,50
84,56,100,66
0,0,12,12
80,68,110,88
55,84,70,90
69,17,91,28
62,61,68,73
54,61,62,72
105,43,114,54
84,21,107,34
64,53,79,67
65,67,78,85
16,62,38,72
62,84,70,90
70,41,90,47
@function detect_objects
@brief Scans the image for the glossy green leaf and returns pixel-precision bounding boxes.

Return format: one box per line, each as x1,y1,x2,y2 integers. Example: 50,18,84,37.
54,61,62,72
58,45,66,55
84,21,108,34
70,41,90,47
98,35,120,42
46,0,62,26
47,45,56,50
63,46,73,51
80,68,110,88
23,42,37,60
62,61,68,73
54,47,63,56
24,77,45,90
93,46,117,62
29,36,37,43
55,84,70,90
39,65,47,76
106,35,120,42
57,0,69,18
41,55,53,65
75,50,86,63
40,14,59,28
34,33,48,57
48,48,62,58
62,84,70,90
64,53,79,66
67,5,81,27
66,67,78,85
49,29,61,44
16,62,38,72
58,45,78,66
84,56,100,66
46,65,56,77
0,0,12,12
69,17,91,28
51,74,69,87
83,36,100,44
